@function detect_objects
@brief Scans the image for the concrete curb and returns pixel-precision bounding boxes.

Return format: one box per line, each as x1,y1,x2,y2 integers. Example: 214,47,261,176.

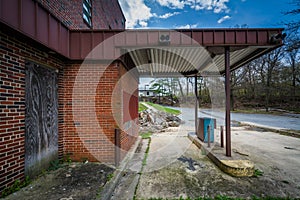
200,110,300,137
188,133,254,177
100,137,142,200
240,121,300,138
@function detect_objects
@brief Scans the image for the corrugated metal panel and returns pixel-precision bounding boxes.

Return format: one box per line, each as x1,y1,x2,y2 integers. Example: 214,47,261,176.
210,47,257,73
127,46,215,76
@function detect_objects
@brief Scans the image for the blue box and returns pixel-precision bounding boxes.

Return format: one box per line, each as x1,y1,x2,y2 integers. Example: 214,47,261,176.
197,117,215,143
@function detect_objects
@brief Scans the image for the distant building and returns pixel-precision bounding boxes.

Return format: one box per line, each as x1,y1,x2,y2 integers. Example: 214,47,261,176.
139,89,157,97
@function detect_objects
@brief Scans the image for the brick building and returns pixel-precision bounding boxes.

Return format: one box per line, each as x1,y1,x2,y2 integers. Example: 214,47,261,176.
0,0,284,195
0,0,138,193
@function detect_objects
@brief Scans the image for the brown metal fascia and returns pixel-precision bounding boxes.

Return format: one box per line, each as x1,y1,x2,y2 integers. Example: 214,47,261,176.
0,0,285,65
18,0,22,29
0,22,69,62
0,0,70,58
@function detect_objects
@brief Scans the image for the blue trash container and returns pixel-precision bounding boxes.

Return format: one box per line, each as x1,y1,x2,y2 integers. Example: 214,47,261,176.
197,117,215,143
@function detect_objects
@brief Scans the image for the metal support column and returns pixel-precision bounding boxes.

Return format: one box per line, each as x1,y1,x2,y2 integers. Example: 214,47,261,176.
225,47,231,157
195,76,198,134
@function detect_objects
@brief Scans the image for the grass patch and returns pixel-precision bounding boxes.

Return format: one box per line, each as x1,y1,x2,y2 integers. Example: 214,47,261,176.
145,102,181,115
142,138,151,166
147,196,295,200
139,103,148,112
232,109,280,115
140,131,152,139
232,108,300,115
133,137,152,200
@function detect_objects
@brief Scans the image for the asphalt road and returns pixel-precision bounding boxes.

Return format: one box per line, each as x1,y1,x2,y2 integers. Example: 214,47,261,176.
176,107,300,131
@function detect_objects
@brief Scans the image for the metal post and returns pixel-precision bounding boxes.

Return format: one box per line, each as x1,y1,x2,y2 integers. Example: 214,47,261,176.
220,125,224,148
195,76,198,134
115,129,121,167
207,125,211,148
225,46,231,157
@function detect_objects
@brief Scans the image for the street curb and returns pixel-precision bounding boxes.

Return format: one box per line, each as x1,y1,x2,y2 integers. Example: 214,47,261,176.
199,110,300,138
240,122,300,138
188,133,254,177
100,137,142,200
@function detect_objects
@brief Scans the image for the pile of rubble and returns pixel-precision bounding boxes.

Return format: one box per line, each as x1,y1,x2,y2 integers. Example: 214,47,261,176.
139,108,183,133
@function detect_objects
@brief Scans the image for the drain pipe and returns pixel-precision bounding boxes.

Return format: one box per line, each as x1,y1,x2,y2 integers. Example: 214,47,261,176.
115,128,121,167
194,75,198,134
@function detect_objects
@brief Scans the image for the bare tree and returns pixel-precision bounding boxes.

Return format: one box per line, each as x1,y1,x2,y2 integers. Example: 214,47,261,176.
283,0,300,50
284,31,300,102
263,48,285,111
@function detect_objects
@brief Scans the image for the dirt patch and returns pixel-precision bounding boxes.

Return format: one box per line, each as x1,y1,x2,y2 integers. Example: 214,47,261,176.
136,144,300,199
5,162,114,200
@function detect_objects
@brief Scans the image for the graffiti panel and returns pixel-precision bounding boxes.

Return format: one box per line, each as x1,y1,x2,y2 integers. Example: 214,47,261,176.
25,62,58,177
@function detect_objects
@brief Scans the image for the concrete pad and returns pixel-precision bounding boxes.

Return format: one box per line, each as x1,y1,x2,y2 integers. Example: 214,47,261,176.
188,132,255,177
144,134,193,172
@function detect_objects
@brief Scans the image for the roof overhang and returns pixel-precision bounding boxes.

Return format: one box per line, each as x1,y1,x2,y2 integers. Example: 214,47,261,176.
0,0,285,77
124,29,284,76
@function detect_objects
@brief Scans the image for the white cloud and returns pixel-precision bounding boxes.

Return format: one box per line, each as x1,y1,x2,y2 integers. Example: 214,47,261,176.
156,0,185,9
156,0,230,13
212,0,230,13
217,15,231,23
119,0,230,28
119,0,154,28
176,23,198,29
119,0,181,28
157,12,180,19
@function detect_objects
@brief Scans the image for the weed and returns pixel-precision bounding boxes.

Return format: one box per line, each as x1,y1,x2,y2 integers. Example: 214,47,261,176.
48,159,61,171
253,169,264,177
134,137,152,200
142,152,148,166
0,176,31,198
64,154,72,163
41,169,47,176
142,137,151,166
96,186,103,199
106,173,114,182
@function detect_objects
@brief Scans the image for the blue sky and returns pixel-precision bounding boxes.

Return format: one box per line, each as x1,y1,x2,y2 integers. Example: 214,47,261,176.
118,0,299,29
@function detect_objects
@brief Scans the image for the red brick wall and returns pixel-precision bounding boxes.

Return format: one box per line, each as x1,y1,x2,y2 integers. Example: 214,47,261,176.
59,62,139,164
0,30,64,193
60,62,118,163
36,0,125,29
119,66,139,157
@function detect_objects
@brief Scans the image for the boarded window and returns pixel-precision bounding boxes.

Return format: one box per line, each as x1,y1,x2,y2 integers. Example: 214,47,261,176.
25,62,58,177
